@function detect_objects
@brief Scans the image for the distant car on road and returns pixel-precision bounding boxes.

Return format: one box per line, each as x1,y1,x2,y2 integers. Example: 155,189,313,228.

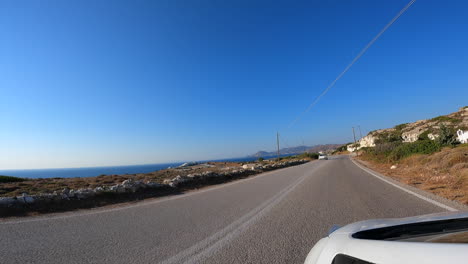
318,154,328,160
304,212,468,264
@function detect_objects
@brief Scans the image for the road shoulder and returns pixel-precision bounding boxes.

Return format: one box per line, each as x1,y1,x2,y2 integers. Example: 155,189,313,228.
351,157,467,212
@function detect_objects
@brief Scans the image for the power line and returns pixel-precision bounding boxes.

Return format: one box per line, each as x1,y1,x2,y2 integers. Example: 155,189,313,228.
358,125,363,139
352,127,357,145
288,0,417,129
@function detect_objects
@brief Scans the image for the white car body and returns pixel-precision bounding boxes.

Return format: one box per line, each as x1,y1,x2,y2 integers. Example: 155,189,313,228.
304,211,468,264
318,154,328,160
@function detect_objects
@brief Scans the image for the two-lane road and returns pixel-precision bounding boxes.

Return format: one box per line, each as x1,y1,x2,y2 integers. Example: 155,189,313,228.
0,156,450,263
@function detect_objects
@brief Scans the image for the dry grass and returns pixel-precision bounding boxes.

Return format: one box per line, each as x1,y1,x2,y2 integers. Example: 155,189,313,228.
358,145,468,205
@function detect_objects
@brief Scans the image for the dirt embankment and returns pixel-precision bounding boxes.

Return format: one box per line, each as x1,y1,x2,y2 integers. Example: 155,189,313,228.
356,145,468,205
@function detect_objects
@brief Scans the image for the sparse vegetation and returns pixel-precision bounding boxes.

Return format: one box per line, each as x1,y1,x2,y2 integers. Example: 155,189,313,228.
333,143,351,154
430,115,461,124
300,152,319,159
394,123,408,131
279,153,319,160
375,130,402,144
363,138,446,163
0,175,26,183
387,140,441,162
418,130,432,140
358,145,468,205
361,122,464,163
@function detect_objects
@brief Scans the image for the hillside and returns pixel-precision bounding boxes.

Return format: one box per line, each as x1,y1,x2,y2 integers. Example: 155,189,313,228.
353,106,468,205
352,106,468,151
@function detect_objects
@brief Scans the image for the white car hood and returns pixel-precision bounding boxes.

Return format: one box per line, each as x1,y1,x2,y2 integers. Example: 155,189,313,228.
332,211,468,235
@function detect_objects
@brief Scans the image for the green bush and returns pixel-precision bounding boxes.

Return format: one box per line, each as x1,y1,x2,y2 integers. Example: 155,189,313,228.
430,115,461,124
333,143,351,153
257,157,264,162
437,124,457,146
375,130,402,144
374,142,403,155
394,123,408,131
308,153,319,159
388,140,441,162
0,175,26,183
418,130,431,140
296,152,319,159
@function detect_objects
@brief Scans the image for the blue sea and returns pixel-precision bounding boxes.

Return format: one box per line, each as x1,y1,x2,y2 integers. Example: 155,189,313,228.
0,155,292,179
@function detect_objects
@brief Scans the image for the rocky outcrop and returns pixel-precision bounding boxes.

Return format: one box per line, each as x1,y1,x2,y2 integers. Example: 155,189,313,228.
359,134,377,148
458,129,468,144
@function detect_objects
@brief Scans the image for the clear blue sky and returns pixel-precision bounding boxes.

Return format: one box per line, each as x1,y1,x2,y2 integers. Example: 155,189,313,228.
1,0,467,169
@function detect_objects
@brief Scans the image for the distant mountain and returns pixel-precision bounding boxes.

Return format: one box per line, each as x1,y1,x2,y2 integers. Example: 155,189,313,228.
307,144,342,153
250,144,342,158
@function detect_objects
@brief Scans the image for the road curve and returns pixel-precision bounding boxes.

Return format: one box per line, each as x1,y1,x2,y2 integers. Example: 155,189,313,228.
0,156,447,264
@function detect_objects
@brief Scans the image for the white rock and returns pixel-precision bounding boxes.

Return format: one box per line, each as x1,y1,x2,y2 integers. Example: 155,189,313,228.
163,179,172,184
390,165,397,170
94,187,105,193
428,133,439,140
122,179,134,185
457,129,468,144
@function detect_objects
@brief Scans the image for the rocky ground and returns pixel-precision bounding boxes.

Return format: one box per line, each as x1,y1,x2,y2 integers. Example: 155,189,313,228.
0,158,310,217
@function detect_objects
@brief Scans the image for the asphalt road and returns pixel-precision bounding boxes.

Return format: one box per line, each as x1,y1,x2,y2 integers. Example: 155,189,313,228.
0,156,449,264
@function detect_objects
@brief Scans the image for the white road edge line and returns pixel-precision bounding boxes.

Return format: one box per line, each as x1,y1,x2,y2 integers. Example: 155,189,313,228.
350,158,457,212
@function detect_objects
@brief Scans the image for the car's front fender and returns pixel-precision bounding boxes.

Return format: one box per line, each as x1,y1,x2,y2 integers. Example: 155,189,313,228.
304,237,329,264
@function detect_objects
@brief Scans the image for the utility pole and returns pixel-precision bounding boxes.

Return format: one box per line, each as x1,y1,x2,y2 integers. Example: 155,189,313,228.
276,132,280,161
352,127,357,145
352,127,358,156
358,126,363,139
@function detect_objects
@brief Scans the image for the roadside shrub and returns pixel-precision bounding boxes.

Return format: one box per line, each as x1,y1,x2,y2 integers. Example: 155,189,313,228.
388,140,441,162
0,175,26,183
375,130,402,144
296,152,319,159
333,143,351,154
437,124,457,146
308,153,319,159
360,142,401,161
418,130,431,141
374,142,403,155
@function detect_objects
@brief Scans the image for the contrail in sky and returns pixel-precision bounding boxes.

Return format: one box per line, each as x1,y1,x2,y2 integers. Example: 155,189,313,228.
288,0,417,128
